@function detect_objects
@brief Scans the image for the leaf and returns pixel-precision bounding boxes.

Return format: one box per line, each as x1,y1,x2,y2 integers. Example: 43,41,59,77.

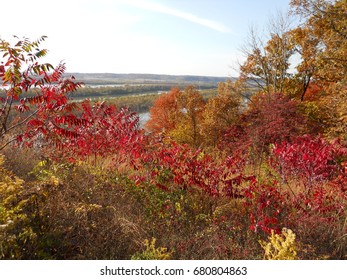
27,119,45,127
23,95,46,105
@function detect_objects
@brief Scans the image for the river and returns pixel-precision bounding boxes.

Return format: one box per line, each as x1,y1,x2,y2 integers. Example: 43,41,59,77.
138,112,150,128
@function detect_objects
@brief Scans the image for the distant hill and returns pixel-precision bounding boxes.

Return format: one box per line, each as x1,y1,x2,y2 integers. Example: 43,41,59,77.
65,73,234,85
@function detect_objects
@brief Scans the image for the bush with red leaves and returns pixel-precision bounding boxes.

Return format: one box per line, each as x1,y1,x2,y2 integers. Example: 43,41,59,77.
271,135,347,188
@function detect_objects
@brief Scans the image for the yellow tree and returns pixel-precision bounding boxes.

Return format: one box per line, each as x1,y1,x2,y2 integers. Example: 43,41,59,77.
290,0,347,138
239,12,295,97
286,27,320,101
201,80,241,147
170,86,206,147
290,0,346,84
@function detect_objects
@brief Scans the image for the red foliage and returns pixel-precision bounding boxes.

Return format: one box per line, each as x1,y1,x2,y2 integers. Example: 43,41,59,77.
243,177,347,237
219,122,249,157
0,37,83,151
247,92,307,148
304,82,324,101
133,139,248,197
271,135,347,188
221,92,308,157
24,100,144,163
244,181,287,235
70,101,143,162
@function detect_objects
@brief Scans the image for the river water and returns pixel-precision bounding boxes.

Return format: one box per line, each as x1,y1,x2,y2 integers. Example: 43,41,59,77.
138,112,150,128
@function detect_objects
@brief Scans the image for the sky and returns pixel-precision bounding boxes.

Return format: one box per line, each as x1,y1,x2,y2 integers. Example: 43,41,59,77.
1,0,292,77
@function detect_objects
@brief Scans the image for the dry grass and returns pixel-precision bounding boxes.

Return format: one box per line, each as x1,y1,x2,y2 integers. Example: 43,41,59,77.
1,145,346,259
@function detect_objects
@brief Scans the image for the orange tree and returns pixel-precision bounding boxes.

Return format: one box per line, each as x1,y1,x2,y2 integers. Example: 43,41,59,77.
146,86,206,148
145,87,182,134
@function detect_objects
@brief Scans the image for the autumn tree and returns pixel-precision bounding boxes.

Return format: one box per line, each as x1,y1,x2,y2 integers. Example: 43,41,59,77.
0,36,81,150
239,1,346,139
290,0,346,84
286,26,320,101
290,0,347,138
145,87,182,134
201,80,241,147
170,86,206,147
290,0,346,86
239,12,295,96
146,85,206,147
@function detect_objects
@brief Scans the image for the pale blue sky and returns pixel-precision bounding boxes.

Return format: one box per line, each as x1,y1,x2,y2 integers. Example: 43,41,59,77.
1,0,292,77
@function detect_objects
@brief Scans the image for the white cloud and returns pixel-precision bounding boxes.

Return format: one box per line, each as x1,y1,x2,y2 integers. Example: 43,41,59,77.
123,0,232,34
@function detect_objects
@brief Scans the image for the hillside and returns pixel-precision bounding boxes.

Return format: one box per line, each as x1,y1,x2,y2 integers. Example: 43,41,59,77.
65,72,233,85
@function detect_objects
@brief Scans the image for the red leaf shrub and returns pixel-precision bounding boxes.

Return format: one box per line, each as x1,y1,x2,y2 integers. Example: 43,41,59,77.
23,99,144,165
271,135,347,188
244,181,288,235
244,92,307,151
133,139,248,197
220,92,308,160
70,101,144,163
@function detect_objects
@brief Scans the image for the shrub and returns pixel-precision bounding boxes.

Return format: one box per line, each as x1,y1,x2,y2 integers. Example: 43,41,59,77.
259,228,298,260
0,36,81,152
0,155,38,259
244,180,288,236
271,135,346,188
131,238,172,260
30,162,146,259
243,92,307,154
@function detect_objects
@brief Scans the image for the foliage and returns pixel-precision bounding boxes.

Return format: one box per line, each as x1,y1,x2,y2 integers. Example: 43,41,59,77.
323,83,347,140
239,12,295,95
248,92,307,147
271,135,346,188
289,0,347,138
61,100,142,165
135,139,248,198
146,87,182,134
20,97,144,166
169,86,206,147
0,155,55,259
201,80,241,147
221,92,308,162
290,0,347,84
244,180,288,236
131,238,172,260
1,1,346,260
0,155,28,259
146,86,206,147
1,157,147,259
0,36,82,151
259,228,298,260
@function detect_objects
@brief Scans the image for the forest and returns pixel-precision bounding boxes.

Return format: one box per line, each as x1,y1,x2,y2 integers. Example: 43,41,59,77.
0,0,346,260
